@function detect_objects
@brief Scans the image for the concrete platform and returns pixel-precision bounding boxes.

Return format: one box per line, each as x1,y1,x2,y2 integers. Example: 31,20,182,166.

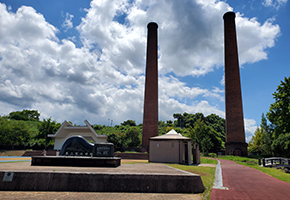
0,162,204,193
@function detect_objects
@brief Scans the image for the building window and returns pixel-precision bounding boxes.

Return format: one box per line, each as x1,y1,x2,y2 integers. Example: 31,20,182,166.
157,143,159,148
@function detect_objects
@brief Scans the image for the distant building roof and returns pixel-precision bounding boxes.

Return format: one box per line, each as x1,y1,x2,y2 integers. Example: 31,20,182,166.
150,129,190,140
48,120,107,138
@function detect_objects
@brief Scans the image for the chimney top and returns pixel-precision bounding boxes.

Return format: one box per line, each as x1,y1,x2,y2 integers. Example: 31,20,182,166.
223,11,235,20
147,22,158,29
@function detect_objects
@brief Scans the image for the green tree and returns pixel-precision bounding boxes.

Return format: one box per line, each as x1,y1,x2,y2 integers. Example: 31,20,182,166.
166,120,173,126
260,113,273,156
107,131,127,150
125,127,141,147
158,121,167,135
249,113,273,156
174,112,205,128
37,118,60,149
267,77,290,139
9,110,40,121
201,136,213,156
266,77,290,157
271,133,290,157
248,127,263,154
187,118,223,153
205,113,226,143
121,120,136,127
173,113,185,128
0,118,30,148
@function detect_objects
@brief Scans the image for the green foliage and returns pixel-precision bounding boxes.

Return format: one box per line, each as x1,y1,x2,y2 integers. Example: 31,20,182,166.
172,112,225,153
121,119,136,127
97,122,142,149
36,118,61,149
266,77,290,157
107,131,127,149
250,77,290,157
186,118,224,153
249,113,274,156
248,127,263,154
200,157,218,164
208,153,217,158
158,120,167,135
0,110,226,153
125,126,141,147
260,113,273,156
8,110,40,121
271,133,290,157
0,118,32,147
267,77,290,139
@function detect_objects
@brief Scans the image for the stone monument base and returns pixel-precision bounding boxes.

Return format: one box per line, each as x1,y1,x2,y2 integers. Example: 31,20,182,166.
31,156,121,167
225,142,248,156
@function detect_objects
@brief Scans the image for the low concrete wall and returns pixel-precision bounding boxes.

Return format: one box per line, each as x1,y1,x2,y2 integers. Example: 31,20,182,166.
114,153,148,160
23,151,148,160
31,156,121,167
0,171,204,193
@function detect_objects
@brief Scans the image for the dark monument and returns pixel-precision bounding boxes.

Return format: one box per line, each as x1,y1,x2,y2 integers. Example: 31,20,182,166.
31,136,120,167
59,136,114,157
223,11,248,156
142,22,159,151
60,136,94,156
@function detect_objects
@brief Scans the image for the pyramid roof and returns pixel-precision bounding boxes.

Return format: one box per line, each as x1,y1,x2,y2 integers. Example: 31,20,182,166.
150,129,190,140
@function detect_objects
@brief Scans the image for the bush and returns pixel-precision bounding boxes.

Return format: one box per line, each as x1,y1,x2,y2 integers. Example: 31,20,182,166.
208,153,217,158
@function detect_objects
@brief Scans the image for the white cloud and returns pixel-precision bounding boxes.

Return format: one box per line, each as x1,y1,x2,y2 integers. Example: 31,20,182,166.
236,13,280,64
159,98,225,123
263,0,288,10
244,118,257,142
77,0,280,77
62,12,74,31
0,0,281,128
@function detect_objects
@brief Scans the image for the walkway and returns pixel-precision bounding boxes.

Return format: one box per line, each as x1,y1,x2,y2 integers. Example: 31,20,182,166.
211,159,290,200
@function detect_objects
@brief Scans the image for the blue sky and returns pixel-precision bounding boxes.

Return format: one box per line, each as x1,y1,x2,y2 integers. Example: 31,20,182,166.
0,0,289,141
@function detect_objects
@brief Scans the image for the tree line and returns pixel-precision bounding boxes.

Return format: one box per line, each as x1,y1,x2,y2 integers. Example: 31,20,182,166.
95,113,225,154
249,77,290,158
0,110,61,150
0,109,225,153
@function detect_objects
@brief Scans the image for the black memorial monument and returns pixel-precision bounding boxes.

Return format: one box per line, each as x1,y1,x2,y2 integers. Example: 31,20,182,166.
31,136,120,167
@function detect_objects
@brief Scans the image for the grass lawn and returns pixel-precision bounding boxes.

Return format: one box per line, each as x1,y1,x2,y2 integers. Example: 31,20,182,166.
167,158,217,200
200,157,218,164
217,155,290,183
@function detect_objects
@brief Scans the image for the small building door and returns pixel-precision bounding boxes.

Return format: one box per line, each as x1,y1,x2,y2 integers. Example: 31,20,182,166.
184,143,188,163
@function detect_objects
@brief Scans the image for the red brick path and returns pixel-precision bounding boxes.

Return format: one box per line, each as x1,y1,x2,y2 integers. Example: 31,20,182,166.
211,159,290,200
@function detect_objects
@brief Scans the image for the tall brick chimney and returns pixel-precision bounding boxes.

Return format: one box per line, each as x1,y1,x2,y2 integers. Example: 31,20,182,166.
223,12,248,156
142,22,159,150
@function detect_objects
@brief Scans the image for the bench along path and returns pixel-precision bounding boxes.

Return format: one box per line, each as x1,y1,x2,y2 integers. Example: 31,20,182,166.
211,159,290,200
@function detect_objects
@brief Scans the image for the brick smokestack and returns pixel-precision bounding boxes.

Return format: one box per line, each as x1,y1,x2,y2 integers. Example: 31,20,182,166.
223,12,248,156
142,22,159,150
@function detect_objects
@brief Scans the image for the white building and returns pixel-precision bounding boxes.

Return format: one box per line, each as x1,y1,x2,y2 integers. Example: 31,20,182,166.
149,129,193,165
48,120,108,150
